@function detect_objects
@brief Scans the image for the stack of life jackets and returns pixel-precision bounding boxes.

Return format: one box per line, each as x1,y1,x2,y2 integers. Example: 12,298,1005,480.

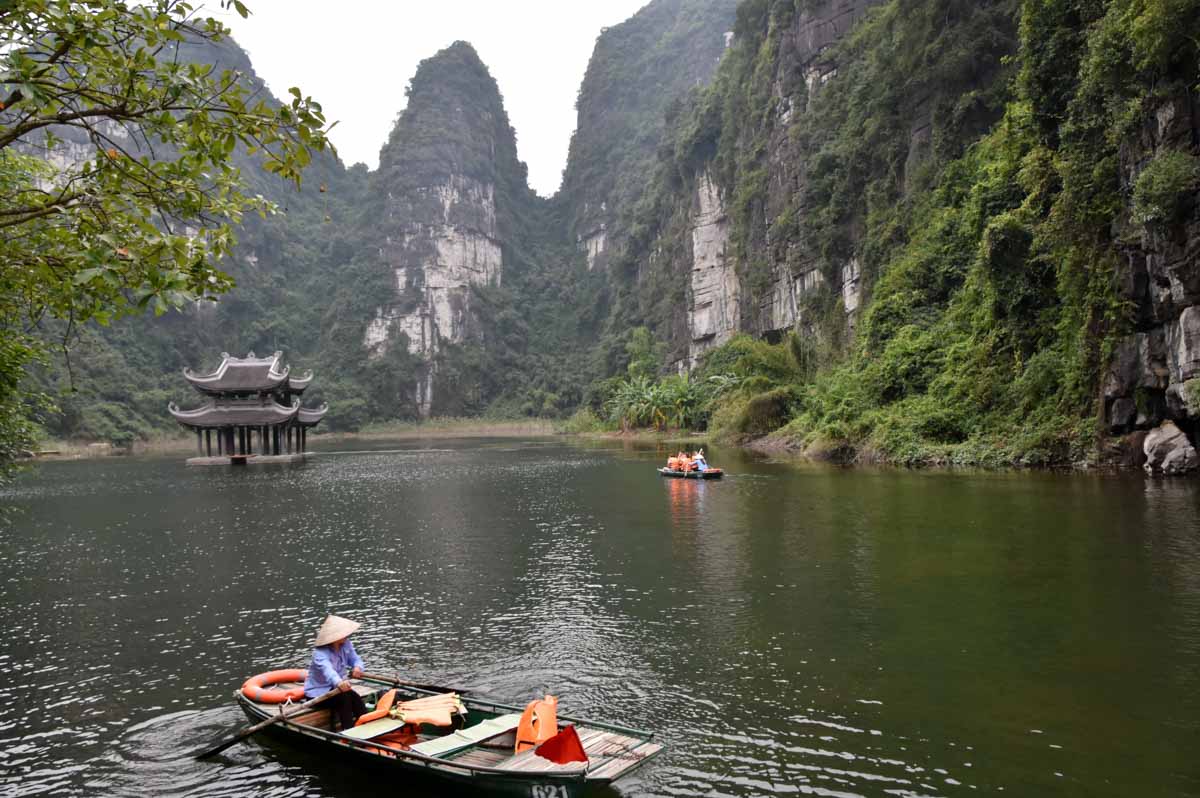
666,455,695,472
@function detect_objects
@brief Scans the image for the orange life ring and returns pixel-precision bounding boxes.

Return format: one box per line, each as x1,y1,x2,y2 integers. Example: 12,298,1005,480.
241,668,308,703
515,694,559,753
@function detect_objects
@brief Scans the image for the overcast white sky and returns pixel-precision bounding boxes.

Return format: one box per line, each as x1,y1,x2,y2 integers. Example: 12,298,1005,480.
210,1,650,196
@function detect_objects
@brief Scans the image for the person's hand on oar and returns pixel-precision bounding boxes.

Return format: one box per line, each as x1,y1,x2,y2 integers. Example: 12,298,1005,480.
304,616,370,729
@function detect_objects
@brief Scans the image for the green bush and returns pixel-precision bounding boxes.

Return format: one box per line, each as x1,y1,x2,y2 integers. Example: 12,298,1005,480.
561,407,605,434
1133,150,1200,223
739,387,799,435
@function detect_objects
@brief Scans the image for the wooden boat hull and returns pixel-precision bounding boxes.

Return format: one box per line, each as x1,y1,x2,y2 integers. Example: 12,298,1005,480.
234,677,662,797
657,467,723,479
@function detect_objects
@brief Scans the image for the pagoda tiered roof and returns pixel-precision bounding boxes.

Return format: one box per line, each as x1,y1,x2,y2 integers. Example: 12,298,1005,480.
170,351,328,461
169,397,301,428
297,403,328,427
183,351,311,394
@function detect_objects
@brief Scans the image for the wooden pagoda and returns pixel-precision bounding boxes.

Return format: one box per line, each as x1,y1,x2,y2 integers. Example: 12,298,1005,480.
169,351,327,465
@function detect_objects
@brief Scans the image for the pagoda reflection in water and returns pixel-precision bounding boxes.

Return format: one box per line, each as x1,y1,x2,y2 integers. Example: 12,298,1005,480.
169,351,327,465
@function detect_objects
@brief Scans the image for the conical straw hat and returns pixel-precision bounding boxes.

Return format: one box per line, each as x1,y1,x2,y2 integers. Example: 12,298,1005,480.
313,614,360,646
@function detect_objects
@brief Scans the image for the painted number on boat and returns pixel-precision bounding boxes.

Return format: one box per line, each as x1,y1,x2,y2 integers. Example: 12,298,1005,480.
530,786,569,798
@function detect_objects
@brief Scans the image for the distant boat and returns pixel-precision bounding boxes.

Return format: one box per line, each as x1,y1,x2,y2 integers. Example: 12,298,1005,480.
658,467,723,479
234,673,662,795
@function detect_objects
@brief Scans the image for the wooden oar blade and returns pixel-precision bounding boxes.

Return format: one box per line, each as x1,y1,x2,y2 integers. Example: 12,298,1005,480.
194,687,339,760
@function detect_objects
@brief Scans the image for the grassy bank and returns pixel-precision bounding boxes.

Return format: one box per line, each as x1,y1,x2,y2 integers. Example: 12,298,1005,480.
33,418,561,459
310,417,560,442
35,433,194,459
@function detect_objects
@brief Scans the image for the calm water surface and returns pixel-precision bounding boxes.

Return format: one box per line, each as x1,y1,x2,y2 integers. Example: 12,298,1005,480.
1,438,1198,797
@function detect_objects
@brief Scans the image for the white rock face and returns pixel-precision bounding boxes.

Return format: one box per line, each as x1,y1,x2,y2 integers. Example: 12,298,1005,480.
1144,420,1199,475
364,175,502,416
685,170,864,364
842,258,861,314
761,265,826,333
688,172,739,366
756,258,860,339
582,228,607,270
363,312,391,350
1167,305,1200,383
414,370,434,418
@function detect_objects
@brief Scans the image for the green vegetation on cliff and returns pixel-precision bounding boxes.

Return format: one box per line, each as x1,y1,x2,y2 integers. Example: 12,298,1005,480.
612,0,1200,465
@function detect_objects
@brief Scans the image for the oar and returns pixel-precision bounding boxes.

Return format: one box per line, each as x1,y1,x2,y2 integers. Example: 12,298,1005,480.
361,671,474,696
194,686,340,759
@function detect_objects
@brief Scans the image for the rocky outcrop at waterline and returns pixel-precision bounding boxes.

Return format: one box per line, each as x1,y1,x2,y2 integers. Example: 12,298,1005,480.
1143,421,1199,475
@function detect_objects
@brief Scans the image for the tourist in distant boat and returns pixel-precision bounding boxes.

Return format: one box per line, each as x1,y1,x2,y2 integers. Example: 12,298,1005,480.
305,614,367,730
693,450,709,471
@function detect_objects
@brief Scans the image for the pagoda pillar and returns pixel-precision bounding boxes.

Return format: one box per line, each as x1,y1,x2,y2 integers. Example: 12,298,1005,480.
205,429,212,457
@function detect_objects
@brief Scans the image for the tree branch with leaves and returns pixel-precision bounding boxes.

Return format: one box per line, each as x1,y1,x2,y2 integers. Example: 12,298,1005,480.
0,0,334,483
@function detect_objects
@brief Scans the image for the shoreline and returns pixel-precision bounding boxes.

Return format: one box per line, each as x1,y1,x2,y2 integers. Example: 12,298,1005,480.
31,420,1152,474
33,419,565,459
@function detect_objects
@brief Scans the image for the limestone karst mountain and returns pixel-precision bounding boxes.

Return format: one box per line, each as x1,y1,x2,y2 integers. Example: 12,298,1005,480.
358,41,534,416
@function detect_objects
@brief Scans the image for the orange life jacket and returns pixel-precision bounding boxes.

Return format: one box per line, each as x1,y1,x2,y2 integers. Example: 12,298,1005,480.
354,688,397,727
515,694,559,753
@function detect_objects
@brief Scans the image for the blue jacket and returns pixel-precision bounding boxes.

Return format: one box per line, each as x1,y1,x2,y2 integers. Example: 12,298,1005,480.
304,640,364,697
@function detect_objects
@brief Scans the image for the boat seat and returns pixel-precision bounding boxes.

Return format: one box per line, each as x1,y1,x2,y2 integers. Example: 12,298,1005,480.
407,713,524,757
342,717,409,740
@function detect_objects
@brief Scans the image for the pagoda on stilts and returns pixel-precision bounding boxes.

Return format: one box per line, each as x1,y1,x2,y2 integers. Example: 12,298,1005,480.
169,351,328,466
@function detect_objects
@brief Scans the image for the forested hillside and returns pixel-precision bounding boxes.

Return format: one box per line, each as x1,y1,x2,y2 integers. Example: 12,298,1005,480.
22,0,1200,471
25,35,361,444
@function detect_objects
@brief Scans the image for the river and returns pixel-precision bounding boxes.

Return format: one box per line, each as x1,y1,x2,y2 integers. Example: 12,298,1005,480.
1,437,1198,796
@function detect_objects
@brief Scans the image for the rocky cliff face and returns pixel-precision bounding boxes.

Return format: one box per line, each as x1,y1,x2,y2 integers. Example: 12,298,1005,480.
595,0,891,371
558,0,737,271
687,171,738,364
1105,91,1200,446
361,42,532,415
676,0,882,367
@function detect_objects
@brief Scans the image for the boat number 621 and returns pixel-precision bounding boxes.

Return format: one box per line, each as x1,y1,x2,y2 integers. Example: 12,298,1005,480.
530,786,569,798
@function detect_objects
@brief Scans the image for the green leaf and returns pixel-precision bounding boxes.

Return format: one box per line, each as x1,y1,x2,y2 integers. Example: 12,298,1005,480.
72,268,105,285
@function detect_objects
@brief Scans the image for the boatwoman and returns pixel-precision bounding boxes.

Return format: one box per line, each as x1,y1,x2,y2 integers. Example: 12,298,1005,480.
304,614,367,730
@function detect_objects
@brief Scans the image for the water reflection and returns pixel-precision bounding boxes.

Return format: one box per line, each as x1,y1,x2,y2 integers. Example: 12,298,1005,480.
1,440,1199,796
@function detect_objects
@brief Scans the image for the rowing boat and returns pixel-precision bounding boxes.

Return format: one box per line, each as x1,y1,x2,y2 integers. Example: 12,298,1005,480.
657,467,723,479
234,673,663,796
